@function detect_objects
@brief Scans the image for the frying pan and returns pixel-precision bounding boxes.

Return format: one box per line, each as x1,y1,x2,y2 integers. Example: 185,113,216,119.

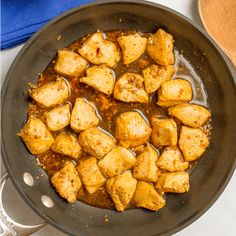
1,1,236,235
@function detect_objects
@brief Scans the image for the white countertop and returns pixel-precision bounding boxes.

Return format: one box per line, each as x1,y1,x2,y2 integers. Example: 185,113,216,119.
1,0,235,235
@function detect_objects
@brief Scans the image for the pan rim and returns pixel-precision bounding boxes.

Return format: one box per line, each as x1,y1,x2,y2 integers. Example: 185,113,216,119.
1,1,236,235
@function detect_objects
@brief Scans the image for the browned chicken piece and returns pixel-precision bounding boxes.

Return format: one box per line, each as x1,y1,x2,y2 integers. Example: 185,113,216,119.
18,116,54,154
134,181,165,211
78,32,120,67
45,104,71,131
54,50,88,78
156,146,189,172
133,145,160,182
79,127,116,159
117,33,147,65
106,171,137,211
70,98,99,132
151,117,177,147
113,73,149,103
98,147,136,178
157,79,193,107
77,157,106,194
29,77,69,108
80,65,115,95
147,29,174,66
51,161,82,202
168,103,211,128
178,126,209,162
115,111,152,147
131,144,146,155
51,132,82,159
155,172,190,193
142,64,175,94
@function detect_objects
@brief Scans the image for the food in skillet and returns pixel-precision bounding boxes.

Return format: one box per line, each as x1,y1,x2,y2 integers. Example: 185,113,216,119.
18,28,212,211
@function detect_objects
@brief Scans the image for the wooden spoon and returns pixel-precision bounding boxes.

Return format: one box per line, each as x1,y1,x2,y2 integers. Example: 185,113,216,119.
198,0,236,67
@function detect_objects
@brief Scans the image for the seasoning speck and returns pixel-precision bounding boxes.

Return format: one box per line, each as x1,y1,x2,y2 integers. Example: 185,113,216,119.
57,35,62,41
104,215,109,223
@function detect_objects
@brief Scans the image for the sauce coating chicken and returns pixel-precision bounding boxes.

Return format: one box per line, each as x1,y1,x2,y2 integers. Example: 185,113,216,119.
79,127,116,159
117,33,147,64
70,98,99,132
133,145,160,182
157,79,193,107
80,65,115,95
21,29,212,212
157,146,189,172
147,29,174,66
113,73,149,103
98,147,136,178
134,181,165,211
106,171,137,211
51,162,81,202
77,157,106,194
18,116,54,154
78,32,120,67
179,126,209,162
115,111,152,147
155,172,190,193
151,117,177,147
45,104,71,131
51,132,82,159
54,50,88,78
168,103,211,128
143,64,175,94
29,77,69,108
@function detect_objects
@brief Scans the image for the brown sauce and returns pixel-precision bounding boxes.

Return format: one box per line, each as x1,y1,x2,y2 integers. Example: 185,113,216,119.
28,30,212,210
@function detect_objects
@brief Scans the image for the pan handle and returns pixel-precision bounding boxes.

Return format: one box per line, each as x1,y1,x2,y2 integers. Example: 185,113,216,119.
0,172,47,236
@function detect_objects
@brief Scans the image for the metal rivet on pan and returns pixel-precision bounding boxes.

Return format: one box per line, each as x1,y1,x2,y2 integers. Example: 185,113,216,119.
23,172,34,186
41,195,54,208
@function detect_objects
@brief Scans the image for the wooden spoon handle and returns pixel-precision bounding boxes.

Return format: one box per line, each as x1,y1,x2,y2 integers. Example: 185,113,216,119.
198,0,236,68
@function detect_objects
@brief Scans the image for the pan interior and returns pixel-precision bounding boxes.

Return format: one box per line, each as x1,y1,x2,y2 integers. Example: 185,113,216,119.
1,1,236,236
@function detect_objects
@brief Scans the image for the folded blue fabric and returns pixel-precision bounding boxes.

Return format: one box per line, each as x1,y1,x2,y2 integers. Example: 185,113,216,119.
1,0,94,49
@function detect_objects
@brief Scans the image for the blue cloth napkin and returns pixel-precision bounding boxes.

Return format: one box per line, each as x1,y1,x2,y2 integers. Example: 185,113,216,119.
1,0,94,49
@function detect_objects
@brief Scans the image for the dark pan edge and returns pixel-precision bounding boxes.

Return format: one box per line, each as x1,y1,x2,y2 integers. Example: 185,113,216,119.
1,1,236,236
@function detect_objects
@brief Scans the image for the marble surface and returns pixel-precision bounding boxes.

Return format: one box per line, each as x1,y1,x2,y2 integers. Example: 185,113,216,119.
1,0,235,235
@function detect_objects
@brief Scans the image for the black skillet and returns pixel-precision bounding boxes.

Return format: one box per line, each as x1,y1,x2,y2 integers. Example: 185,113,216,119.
1,1,236,235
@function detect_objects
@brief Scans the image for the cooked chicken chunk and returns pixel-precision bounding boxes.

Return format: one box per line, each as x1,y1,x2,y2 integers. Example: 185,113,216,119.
131,144,146,155
80,65,115,95
113,73,149,103
54,50,88,78
51,132,82,159
155,172,190,193
18,116,54,154
134,181,165,211
70,98,99,132
29,77,69,108
179,126,209,162
79,127,115,159
143,64,175,94
77,157,106,194
157,79,193,107
78,32,120,67
117,34,147,64
51,161,81,202
98,147,136,178
45,104,71,131
147,29,174,66
106,171,137,211
115,111,152,147
168,103,211,128
157,146,189,172
151,117,177,147
133,145,160,182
